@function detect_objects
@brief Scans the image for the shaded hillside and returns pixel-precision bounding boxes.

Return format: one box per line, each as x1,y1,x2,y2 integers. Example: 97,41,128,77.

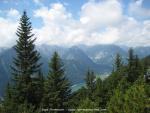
0,44,150,97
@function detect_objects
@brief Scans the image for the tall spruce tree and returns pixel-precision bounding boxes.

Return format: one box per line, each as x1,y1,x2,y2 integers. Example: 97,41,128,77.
128,48,134,68
85,70,96,100
127,48,136,82
94,78,104,108
127,48,142,82
115,53,123,71
43,52,71,112
10,11,42,106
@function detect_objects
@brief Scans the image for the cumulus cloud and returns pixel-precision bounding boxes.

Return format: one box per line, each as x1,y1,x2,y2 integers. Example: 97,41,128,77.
0,0,149,47
34,3,76,45
0,9,19,47
33,1,123,46
117,17,150,46
80,0,123,29
34,3,73,25
6,8,20,20
0,18,18,47
33,0,44,6
33,0,42,4
7,8,20,17
129,0,150,19
33,0,150,47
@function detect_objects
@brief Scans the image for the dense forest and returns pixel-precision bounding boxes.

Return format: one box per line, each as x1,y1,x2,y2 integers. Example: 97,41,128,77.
0,11,150,113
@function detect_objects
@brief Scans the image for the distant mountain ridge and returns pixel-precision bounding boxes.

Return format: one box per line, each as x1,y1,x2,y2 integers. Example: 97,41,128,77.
0,44,150,96
81,44,127,65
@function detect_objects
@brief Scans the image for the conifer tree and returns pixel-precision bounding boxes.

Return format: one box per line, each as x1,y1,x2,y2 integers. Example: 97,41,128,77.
124,81,146,113
128,48,134,68
107,88,124,113
3,83,17,113
107,77,129,113
115,53,123,71
29,71,44,107
69,87,88,108
43,52,71,112
134,55,143,77
85,70,96,100
94,78,104,108
127,48,136,82
10,11,43,106
127,48,142,82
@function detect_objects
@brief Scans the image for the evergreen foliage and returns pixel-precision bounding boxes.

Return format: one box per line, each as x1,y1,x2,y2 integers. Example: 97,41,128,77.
124,80,146,113
3,11,43,112
43,52,71,112
94,78,104,108
75,98,98,113
115,53,123,71
107,77,129,113
69,87,87,108
1,11,150,113
127,48,142,82
85,70,96,100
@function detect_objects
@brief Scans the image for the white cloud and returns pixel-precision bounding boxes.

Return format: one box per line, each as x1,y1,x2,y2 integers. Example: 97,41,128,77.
117,17,150,47
34,3,73,25
0,9,19,47
33,0,44,6
33,1,123,46
0,18,18,47
7,8,20,17
33,0,42,4
6,8,20,21
90,27,120,45
34,3,77,45
80,0,123,29
33,0,150,47
0,0,149,48
129,0,150,19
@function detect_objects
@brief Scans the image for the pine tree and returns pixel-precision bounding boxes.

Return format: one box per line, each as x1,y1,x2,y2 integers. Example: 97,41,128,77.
134,55,143,77
0,104,4,113
107,77,129,113
127,48,142,82
128,48,134,68
94,78,104,108
107,88,124,113
9,11,42,106
102,63,127,108
115,53,123,71
29,71,44,107
69,87,88,108
145,82,150,112
3,83,17,113
124,81,146,113
85,70,96,100
43,52,71,112
127,48,136,82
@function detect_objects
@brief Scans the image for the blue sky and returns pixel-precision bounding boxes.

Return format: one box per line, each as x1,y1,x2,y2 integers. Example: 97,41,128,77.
0,0,149,47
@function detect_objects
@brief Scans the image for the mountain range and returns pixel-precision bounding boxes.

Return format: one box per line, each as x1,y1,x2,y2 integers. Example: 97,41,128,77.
0,44,150,97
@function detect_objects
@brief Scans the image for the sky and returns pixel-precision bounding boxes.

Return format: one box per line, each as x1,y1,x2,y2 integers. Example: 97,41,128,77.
0,0,150,48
